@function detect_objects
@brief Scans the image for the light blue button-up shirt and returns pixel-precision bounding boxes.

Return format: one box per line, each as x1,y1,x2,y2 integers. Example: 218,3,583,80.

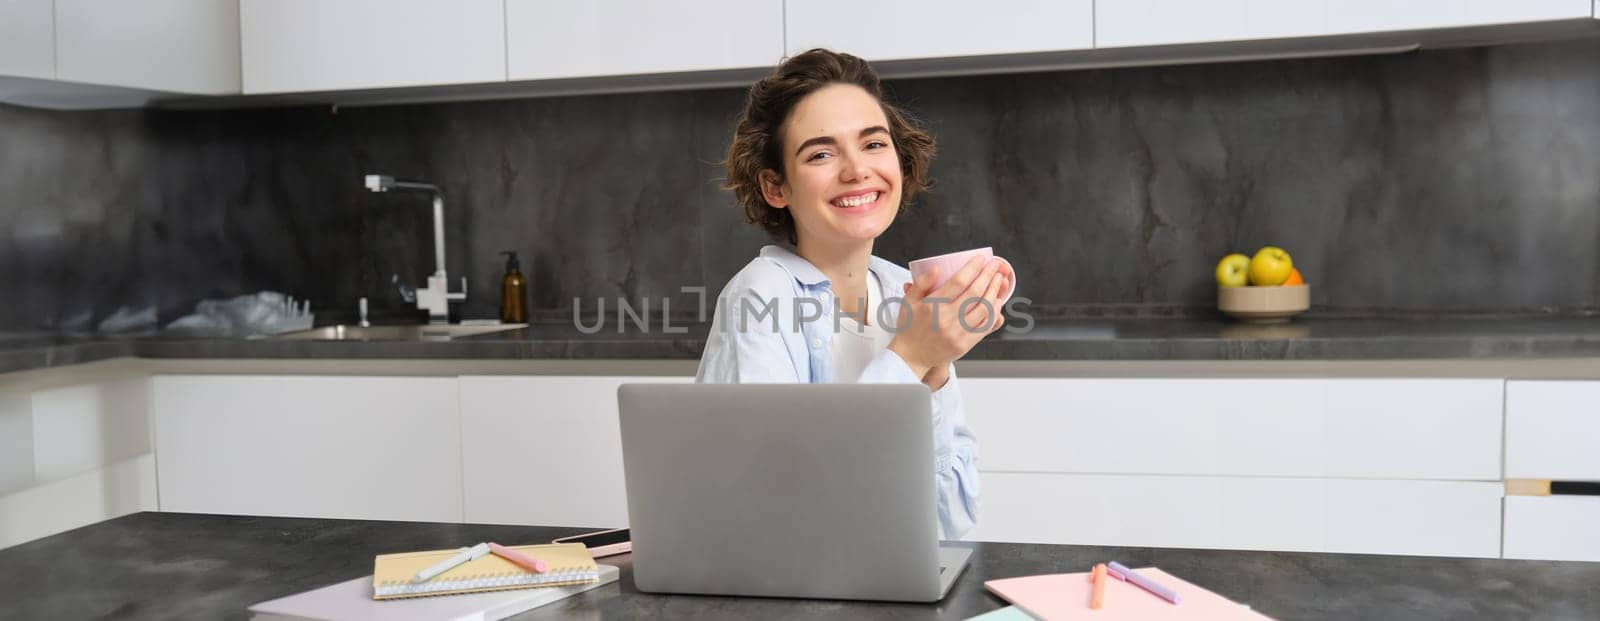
695,245,981,540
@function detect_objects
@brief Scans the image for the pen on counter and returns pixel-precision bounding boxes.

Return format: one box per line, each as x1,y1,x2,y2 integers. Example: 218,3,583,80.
1090,563,1107,610
413,542,491,583
1107,561,1181,605
488,542,549,574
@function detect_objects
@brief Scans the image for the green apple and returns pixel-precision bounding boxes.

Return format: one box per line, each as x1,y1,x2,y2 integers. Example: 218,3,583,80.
1214,253,1250,287
1248,246,1293,286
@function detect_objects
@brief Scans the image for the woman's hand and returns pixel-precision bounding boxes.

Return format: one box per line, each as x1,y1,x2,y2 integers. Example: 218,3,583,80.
888,255,1011,386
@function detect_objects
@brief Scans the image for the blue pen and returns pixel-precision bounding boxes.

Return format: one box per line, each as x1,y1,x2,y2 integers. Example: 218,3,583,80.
1107,561,1182,605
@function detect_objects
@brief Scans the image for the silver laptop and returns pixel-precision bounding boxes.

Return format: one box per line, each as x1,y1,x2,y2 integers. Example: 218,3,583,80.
616,383,972,602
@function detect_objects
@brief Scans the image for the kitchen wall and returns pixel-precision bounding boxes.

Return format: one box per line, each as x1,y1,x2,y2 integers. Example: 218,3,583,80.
3,37,1598,330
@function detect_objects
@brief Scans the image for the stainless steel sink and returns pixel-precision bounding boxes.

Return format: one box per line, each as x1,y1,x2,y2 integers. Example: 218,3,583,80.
274,324,527,341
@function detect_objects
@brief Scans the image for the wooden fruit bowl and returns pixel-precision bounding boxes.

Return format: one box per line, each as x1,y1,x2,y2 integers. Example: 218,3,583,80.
1217,284,1309,323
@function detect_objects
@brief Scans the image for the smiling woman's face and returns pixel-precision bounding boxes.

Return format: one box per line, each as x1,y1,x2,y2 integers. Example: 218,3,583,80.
762,83,904,249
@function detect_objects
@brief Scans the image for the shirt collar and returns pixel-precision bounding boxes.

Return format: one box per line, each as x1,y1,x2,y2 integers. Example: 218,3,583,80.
760,244,906,291
759,244,830,286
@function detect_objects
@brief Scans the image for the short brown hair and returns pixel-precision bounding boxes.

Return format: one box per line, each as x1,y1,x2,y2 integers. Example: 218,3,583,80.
724,48,936,244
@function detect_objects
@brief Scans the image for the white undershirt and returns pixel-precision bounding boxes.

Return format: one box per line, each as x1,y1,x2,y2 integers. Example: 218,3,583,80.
831,270,895,383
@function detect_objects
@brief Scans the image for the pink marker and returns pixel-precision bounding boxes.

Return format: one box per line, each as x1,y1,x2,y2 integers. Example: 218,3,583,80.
487,542,548,574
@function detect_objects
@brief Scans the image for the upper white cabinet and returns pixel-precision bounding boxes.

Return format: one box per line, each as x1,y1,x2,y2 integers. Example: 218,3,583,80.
1324,0,1594,33
506,0,782,81
785,0,1093,62
0,0,54,80
54,0,240,94
1097,0,1329,48
1098,0,1595,48
9,1,1600,107
240,0,506,94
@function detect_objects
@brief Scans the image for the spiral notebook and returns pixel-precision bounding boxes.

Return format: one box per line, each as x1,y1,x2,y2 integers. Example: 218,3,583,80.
371,542,600,599
249,565,620,621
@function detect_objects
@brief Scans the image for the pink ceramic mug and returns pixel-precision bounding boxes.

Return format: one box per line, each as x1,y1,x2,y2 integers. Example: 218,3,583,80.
907,247,1017,304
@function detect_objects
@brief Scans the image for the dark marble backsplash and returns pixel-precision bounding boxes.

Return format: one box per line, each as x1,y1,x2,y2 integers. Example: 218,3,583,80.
4,38,1599,331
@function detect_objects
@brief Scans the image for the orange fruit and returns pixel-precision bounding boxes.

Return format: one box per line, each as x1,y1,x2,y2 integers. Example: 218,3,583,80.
1284,268,1305,286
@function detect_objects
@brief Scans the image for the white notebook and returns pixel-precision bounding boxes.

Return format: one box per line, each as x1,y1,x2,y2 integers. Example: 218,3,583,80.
248,564,619,621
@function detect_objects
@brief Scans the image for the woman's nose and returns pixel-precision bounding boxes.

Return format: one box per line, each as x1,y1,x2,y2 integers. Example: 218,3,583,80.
838,152,872,182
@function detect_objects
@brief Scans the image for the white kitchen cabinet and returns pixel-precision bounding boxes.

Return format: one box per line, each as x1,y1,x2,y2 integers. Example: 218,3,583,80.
506,0,782,81
240,0,506,94
967,473,1326,551
0,454,157,550
0,0,54,80
965,378,1324,476
29,379,151,483
960,377,1503,557
0,394,33,496
1505,380,1600,479
1323,479,1502,558
969,473,1501,558
1096,0,1594,49
1321,379,1502,480
54,0,240,94
961,378,1502,480
785,0,1093,62
1324,0,1594,34
1503,495,1600,562
151,375,462,522
0,377,156,550
1096,0,1329,48
459,375,691,528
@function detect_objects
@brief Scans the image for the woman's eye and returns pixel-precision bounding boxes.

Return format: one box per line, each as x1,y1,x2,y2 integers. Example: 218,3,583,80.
865,140,888,150
805,151,832,162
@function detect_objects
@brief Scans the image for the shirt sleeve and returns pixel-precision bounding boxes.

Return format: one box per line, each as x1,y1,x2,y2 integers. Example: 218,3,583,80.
696,286,804,383
860,350,982,541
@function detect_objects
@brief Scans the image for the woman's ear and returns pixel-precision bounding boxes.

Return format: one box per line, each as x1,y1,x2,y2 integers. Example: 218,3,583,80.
759,169,788,209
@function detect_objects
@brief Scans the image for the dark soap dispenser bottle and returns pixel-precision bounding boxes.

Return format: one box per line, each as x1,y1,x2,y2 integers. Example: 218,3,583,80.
500,251,528,323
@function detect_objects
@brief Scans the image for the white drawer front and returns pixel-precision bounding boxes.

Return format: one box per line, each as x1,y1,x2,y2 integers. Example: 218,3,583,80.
1321,380,1501,480
1505,381,1600,479
966,472,1323,552
153,375,462,522
968,473,1501,558
1324,479,1502,558
460,376,692,528
964,379,1325,476
1504,495,1600,562
963,378,1501,480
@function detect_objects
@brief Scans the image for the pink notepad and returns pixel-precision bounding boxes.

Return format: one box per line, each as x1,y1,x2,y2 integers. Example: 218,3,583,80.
984,567,1274,620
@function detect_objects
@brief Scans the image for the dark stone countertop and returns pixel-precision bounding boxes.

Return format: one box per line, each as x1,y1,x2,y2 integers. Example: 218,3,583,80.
4,315,1600,376
3,512,1598,620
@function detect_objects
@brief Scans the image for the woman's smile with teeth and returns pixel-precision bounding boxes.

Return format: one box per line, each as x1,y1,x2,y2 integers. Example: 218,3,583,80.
833,192,880,208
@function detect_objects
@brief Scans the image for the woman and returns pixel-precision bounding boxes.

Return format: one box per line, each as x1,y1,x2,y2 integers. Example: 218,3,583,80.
697,49,1013,540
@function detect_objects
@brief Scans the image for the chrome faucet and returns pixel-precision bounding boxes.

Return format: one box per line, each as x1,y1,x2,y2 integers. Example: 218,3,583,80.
364,174,467,323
